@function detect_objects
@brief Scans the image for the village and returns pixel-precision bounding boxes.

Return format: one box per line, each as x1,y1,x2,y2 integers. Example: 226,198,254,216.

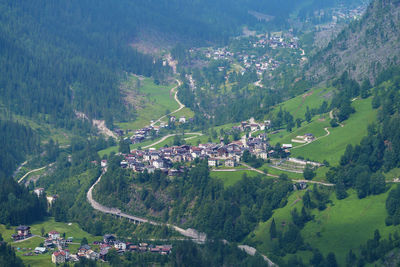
105,118,320,175
192,31,301,78
11,225,172,264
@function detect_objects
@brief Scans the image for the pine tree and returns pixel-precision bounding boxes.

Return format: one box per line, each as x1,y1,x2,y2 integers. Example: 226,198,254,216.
269,218,277,239
305,107,312,123
326,252,338,267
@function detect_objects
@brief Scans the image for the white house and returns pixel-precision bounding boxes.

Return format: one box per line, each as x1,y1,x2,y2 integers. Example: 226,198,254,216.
49,231,60,240
114,241,127,251
225,158,236,167
179,116,186,123
208,158,219,167
34,247,46,254
34,188,44,197
101,160,108,168
153,159,164,169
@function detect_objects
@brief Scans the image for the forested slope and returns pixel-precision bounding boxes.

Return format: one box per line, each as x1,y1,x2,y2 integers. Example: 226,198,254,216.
307,0,400,84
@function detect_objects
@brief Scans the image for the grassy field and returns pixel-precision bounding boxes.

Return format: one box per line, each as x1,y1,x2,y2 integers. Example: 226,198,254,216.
268,117,330,147
116,77,179,131
290,97,377,165
246,187,400,266
258,163,304,180
274,87,333,120
211,170,264,187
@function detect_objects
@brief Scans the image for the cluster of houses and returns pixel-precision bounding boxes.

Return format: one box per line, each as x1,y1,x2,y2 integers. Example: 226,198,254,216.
196,31,302,79
130,117,189,144
51,234,172,264
130,125,163,144
113,119,281,174
14,228,173,264
291,133,315,144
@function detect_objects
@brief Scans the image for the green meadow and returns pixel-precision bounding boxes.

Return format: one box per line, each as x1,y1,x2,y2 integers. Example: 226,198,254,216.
211,170,264,187
116,77,179,131
274,87,333,119
290,97,377,165
247,187,400,266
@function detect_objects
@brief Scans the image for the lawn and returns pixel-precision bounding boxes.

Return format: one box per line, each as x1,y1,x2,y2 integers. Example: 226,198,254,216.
290,97,377,165
246,187,400,266
211,170,263,187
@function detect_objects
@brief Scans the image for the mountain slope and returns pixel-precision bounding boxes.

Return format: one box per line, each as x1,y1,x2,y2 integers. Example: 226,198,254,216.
307,0,400,84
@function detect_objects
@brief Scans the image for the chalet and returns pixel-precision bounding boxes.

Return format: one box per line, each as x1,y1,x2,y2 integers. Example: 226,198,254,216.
250,123,260,131
49,230,60,240
217,147,228,158
282,144,292,149
101,160,108,168
16,225,31,237
103,234,116,244
225,158,236,167
208,158,219,167
34,247,46,254
170,116,176,122
85,250,99,260
52,251,66,264
34,188,44,197
150,152,160,160
153,159,164,169
179,116,186,123
257,151,269,160
120,160,128,168
114,241,127,251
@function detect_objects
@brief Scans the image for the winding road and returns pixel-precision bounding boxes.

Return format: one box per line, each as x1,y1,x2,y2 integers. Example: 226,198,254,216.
18,166,47,184
291,127,330,150
142,132,203,149
150,79,184,127
87,170,276,266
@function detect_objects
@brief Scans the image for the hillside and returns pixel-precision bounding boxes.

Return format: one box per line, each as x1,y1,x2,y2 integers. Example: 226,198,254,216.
307,0,400,84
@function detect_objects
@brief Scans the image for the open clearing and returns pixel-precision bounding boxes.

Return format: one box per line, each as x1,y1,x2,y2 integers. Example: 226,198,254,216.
116,77,180,131
247,187,400,266
274,87,333,120
211,170,264,187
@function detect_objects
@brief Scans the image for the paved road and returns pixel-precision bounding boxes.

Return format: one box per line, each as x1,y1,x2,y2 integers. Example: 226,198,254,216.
18,166,47,184
291,127,330,150
240,162,278,178
142,132,203,149
13,161,28,179
292,179,334,186
87,171,207,242
87,170,276,266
